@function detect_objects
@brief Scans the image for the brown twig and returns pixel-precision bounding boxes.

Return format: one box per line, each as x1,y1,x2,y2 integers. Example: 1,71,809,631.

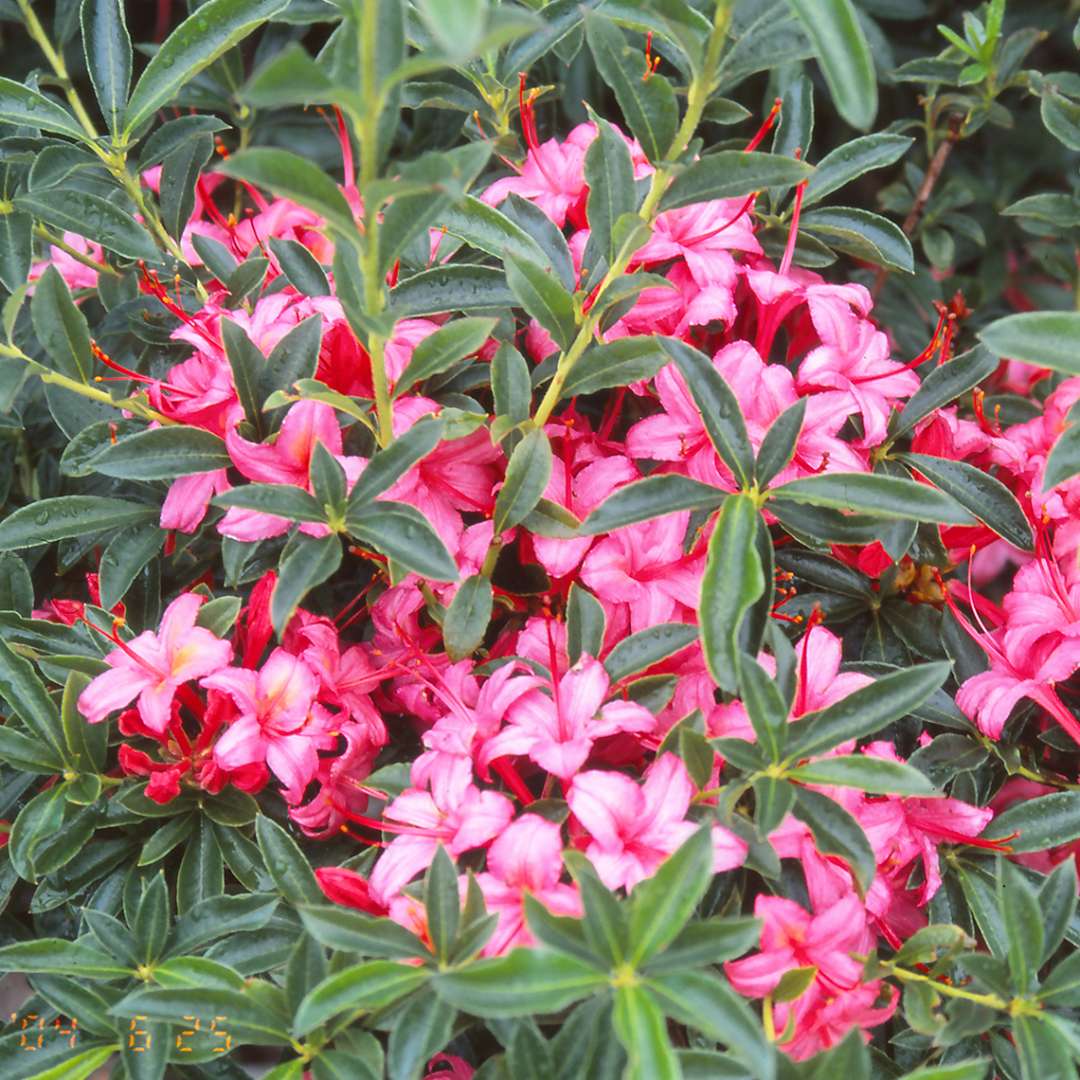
872,113,964,299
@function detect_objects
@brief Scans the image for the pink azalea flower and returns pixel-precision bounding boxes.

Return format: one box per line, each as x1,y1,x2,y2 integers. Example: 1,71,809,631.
368,778,515,903
474,814,581,955
579,511,703,638
724,893,870,999
567,753,747,891
776,978,898,1061
78,593,232,735
478,655,655,782
204,649,334,802
160,469,231,533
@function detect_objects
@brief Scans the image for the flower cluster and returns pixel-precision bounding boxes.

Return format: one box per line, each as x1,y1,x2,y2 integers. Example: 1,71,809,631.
54,108,1077,1062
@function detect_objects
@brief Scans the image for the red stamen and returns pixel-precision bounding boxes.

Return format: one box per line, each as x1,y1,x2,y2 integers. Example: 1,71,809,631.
851,309,948,386
744,98,783,153
779,155,807,278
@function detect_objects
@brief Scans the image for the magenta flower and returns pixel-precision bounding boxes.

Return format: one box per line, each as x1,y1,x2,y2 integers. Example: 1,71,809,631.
204,649,333,802
567,753,747,891
78,593,232,735
368,779,515,903
478,655,655,782
724,893,870,999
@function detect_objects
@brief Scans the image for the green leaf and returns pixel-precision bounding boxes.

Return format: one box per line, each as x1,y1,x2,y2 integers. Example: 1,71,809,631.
293,961,429,1036
660,151,814,211
898,453,1033,550
394,317,495,397
444,574,493,661
788,754,939,794
982,792,1080,853
567,584,606,665
0,553,32,616
0,638,65,756
891,345,998,440
628,827,713,965
494,428,553,534
0,209,31,293
387,993,457,1080
584,115,636,261
787,661,949,759
604,623,697,684
426,845,461,964
134,872,171,964
700,494,764,694
14,190,157,261
793,786,875,892
168,894,279,955
438,197,552,274
1042,86,1080,151
896,1062,990,1080
30,265,92,383
219,149,355,238
0,725,63,773
269,236,331,297
0,938,132,979
255,815,322,904
661,337,754,489
123,0,289,135
800,207,913,272
262,313,323,403
769,472,974,524
391,265,515,317
297,904,429,960
433,949,607,1016
980,311,1080,377
505,251,577,350
585,13,677,162
581,474,724,534
0,78,87,140
738,653,789,763
755,398,806,490
642,916,762,976
348,418,444,506
1045,422,1080,490
160,133,214,240
90,426,230,480
214,483,327,523
784,0,876,130
566,851,628,964
1000,861,1042,993
346,501,458,581
242,41,340,108
1013,1013,1078,1080
647,970,774,1080
271,532,342,635
613,986,680,1080
177,817,224,914
98,522,165,614
562,338,669,398
221,320,264,436
803,133,913,206
112,986,292,1043
493,342,532,424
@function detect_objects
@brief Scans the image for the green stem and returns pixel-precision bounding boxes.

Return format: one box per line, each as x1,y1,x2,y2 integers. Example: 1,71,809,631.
882,963,1007,1010
356,0,393,448
35,225,120,277
0,341,168,424
16,0,100,142
530,2,733,429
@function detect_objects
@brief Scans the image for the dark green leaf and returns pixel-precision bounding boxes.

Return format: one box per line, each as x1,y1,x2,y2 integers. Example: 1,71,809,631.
256,815,322,904
604,623,697,684
348,418,444,505
800,207,913,272
661,337,753,489
585,13,677,162
30,265,92,383
271,532,342,635
0,638,65,756
494,428,553,534
346,501,458,581
792,786,875,892
784,0,877,130
738,653,789,763
563,338,668,398
700,494,764,694
755,398,806,490
979,312,1080,377
293,961,430,1036
504,251,577,350
91,426,230,480
787,661,950,759
214,483,327,523
567,584,606,665
394,317,495,397
269,236,331,297
297,904,430,960
581,474,724,534
770,472,974,523
0,78,87,140
803,133,913,206
124,0,290,135
613,986,680,1080
14,190,157,260
584,115,636,261
983,792,1080,853
391,265,515,317
387,992,457,1080
788,754,939,794
660,151,814,211
892,345,998,440
444,574,493,661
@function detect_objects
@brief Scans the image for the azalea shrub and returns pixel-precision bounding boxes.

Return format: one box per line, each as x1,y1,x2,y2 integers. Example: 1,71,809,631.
4,0,1080,1077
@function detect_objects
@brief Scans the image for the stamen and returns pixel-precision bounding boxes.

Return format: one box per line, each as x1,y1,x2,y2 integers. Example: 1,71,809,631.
779,154,807,278
744,98,783,153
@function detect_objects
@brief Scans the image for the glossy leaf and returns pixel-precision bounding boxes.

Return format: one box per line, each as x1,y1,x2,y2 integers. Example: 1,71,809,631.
979,311,1080,376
